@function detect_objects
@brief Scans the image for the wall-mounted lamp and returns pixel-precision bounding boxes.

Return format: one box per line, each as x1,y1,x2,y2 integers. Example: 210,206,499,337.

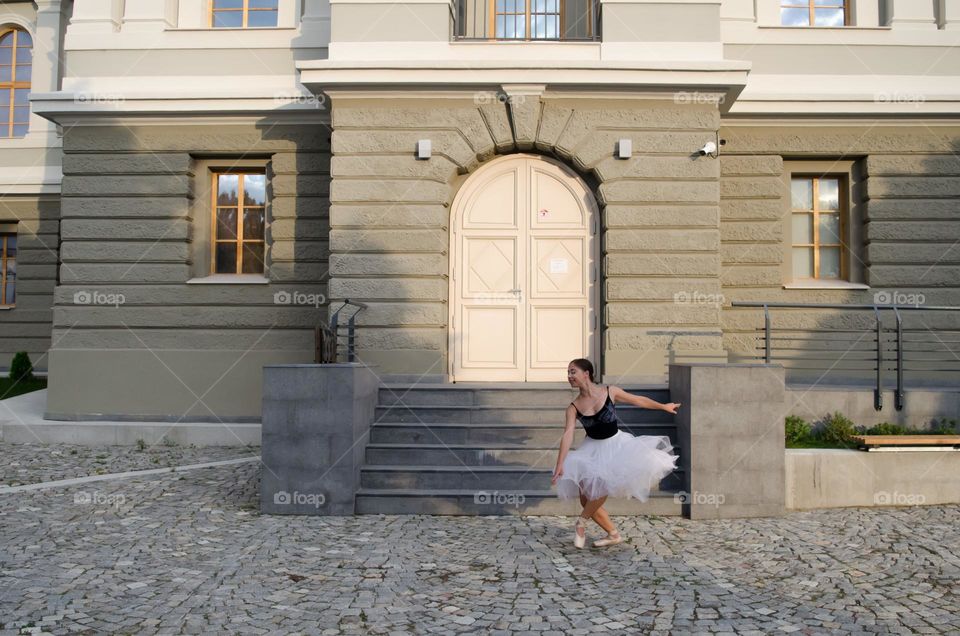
697,141,717,157
616,138,632,160
696,132,726,159
416,139,432,160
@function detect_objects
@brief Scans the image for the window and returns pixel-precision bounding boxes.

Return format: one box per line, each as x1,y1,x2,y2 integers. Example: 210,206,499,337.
782,160,865,289
781,0,847,26
493,0,561,39
790,175,846,280
1,230,15,306
0,27,31,138
210,0,279,28
212,171,266,274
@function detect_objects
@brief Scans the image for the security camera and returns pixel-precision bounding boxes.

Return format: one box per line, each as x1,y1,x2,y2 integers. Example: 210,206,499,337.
698,141,717,156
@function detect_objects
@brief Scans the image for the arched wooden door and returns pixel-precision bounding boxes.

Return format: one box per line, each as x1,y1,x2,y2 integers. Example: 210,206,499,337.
449,154,599,382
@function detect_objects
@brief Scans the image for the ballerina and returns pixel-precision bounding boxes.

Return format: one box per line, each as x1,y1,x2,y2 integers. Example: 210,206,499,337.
551,358,681,548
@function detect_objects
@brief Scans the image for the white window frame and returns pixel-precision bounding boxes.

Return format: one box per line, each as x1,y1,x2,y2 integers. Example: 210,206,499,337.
187,157,271,284
781,159,868,290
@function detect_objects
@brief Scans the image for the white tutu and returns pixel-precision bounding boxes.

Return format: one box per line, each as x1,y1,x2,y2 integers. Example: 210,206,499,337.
554,430,679,502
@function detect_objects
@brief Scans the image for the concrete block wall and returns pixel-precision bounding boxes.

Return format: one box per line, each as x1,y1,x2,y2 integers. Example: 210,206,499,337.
45,122,332,420
786,449,960,510
260,363,379,515
328,94,728,382
670,362,787,519
0,196,59,371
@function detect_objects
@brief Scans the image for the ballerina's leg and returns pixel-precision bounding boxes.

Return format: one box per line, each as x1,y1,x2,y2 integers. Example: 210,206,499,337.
580,494,608,522
579,489,616,533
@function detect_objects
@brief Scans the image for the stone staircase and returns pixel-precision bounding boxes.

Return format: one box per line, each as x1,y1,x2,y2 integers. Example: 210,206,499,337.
355,383,684,515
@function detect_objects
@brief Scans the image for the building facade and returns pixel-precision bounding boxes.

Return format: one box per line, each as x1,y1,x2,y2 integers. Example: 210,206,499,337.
1,0,958,420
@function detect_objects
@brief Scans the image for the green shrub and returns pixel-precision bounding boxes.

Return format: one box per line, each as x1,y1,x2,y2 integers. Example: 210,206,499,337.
865,422,911,436
817,411,857,445
785,415,812,445
932,418,958,435
8,351,33,382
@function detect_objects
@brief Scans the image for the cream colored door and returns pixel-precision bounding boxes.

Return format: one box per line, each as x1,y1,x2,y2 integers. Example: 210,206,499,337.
451,155,597,382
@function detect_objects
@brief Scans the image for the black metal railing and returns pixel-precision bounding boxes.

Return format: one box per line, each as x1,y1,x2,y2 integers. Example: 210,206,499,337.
730,302,960,411
454,0,600,41
315,299,368,363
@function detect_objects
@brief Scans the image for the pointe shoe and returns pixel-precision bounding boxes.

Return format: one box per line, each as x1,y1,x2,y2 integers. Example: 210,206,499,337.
593,528,623,548
573,516,587,549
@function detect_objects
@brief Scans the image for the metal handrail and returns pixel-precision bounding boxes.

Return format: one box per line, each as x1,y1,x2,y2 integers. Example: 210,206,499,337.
315,299,368,363
730,302,960,412
452,0,601,41
330,299,368,362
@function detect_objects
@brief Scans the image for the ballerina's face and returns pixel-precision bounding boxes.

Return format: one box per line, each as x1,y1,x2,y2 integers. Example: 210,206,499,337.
567,363,590,387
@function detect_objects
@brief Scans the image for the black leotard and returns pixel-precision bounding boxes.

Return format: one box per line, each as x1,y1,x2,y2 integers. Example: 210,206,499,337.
571,386,620,440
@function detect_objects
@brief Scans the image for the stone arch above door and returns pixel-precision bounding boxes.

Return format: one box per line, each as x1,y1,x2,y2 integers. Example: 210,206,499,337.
327,91,724,382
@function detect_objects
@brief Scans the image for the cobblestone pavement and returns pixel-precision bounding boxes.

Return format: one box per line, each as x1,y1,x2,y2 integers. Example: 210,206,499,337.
0,446,957,635
0,442,259,487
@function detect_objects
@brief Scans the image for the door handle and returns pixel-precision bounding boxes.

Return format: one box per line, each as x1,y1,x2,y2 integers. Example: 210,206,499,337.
508,288,521,294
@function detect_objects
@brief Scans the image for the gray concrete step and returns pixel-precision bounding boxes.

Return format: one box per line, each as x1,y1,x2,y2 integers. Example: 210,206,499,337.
368,422,679,445
354,488,682,515
360,464,684,491
365,442,682,467
373,405,677,424
377,384,670,408
359,383,682,515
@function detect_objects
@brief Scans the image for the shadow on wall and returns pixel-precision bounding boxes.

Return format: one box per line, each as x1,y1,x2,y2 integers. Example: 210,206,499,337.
256,119,333,359
41,120,333,420
0,193,59,373
722,134,960,393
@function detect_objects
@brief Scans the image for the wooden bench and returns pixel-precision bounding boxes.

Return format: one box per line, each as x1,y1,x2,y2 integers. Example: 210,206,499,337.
852,435,960,451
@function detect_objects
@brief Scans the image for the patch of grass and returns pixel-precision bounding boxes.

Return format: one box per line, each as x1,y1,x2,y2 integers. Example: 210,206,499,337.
0,376,47,400
786,437,854,450
932,418,958,435
854,421,911,436
1,351,45,400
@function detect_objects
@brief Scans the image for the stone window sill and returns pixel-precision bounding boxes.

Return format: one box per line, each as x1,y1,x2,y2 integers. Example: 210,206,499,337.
186,274,270,285
783,280,869,290
166,27,296,32
758,26,891,31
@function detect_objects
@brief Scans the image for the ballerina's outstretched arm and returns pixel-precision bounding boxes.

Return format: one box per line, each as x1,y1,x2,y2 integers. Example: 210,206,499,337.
608,386,681,414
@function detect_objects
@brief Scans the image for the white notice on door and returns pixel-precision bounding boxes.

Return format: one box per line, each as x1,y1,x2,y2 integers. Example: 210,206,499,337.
549,258,568,274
